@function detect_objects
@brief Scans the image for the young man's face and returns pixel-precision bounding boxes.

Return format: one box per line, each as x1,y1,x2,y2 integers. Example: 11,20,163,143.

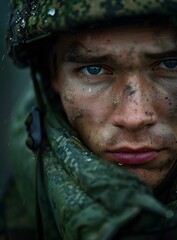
52,25,177,189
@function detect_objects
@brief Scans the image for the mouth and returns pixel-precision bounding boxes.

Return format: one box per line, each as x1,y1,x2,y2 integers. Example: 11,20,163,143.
105,147,163,165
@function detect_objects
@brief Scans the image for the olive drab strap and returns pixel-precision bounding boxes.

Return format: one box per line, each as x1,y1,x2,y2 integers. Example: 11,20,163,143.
25,108,42,151
25,115,44,240
25,65,46,240
35,150,44,240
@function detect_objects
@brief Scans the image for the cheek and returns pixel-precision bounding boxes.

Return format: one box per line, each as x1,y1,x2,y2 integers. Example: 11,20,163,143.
168,90,177,114
60,87,116,149
155,85,177,119
61,89,84,122
60,84,113,123
154,85,177,140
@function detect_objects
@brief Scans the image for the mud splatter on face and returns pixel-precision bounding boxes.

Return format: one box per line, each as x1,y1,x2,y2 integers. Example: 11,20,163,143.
53,26,177,189
63,90,75,104
124,84,137,96
69,109,85,121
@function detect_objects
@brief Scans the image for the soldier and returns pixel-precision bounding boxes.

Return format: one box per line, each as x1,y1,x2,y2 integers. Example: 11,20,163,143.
3,0,177,239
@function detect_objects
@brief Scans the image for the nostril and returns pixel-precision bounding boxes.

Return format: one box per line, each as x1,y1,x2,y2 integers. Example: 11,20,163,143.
116,124,125,129
111,108,158,130
146,123,154,127
145,111,153,117
111,90,158,130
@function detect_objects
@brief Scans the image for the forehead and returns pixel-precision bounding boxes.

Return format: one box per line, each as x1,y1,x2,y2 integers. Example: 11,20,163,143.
58,25,177,56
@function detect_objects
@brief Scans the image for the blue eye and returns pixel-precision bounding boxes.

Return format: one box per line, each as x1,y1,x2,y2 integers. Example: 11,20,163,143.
81,66,103,75
161,60,177,69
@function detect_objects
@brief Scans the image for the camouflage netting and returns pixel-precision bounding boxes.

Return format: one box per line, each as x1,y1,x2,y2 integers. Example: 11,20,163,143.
7,0,177,66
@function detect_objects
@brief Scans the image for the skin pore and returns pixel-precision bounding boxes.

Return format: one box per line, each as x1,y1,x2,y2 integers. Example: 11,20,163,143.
52,25,177,189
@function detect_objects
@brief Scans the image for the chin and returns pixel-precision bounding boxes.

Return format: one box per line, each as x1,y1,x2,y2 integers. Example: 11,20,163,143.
123,166,164,189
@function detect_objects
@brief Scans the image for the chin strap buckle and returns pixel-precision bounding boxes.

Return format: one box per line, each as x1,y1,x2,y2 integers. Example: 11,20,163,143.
25,108,42,151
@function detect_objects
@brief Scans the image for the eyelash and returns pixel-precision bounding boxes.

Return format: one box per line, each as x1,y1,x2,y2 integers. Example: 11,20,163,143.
78,65,112,76
75,59,177,80
153,59,177,72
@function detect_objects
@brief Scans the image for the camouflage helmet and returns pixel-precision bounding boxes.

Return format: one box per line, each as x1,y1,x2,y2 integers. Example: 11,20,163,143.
7,0,177,67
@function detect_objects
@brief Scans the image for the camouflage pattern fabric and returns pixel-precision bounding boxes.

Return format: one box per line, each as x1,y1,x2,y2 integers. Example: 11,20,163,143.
7,0,177,66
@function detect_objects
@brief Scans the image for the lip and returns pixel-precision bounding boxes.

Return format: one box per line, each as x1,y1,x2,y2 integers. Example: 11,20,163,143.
105,147,161,165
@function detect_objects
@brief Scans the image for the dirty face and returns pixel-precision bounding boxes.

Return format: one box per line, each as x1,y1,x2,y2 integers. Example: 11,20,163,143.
52,26,177,189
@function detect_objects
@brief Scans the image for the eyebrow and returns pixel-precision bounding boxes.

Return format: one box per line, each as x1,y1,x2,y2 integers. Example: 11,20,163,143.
145,50,177,59
64,42,112,64
65,54,110,64
64,42,177,64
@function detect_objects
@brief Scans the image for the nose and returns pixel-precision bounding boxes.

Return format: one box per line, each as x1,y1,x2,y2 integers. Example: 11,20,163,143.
111,82,158,131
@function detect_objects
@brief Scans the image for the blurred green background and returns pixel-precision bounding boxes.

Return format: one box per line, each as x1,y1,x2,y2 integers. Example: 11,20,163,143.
0,1,30,191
